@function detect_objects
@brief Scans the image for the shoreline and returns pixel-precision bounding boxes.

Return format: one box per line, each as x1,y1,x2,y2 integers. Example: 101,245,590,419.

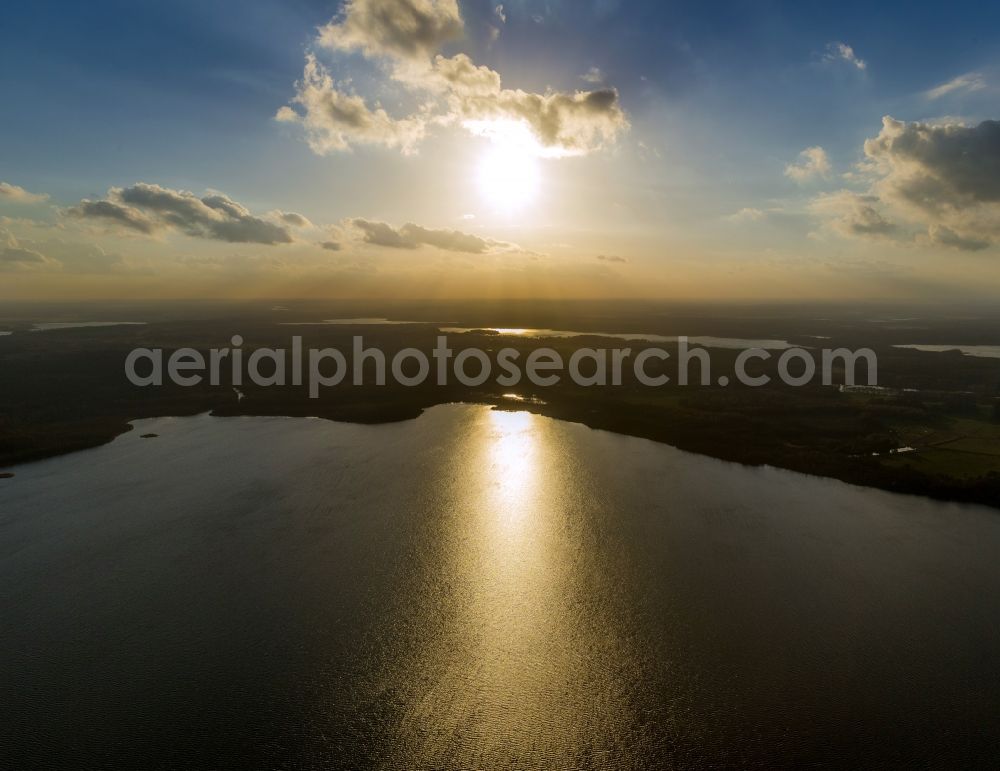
4,398,998,511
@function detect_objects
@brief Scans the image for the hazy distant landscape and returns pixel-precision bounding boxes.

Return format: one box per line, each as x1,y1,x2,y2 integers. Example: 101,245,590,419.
2,300,999,506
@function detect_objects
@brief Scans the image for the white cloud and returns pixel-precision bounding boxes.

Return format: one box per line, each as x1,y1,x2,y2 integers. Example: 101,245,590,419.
809,191,898,239
581,67,605,84
317,0,463,61
351,218,520,253
785,146,832,182
0,227,59,271
863,116,1000,250
0,182,49,204
451,82,628,157
823,42,866,71
68,199,160,235
68,183,295,245
275,211,313,228
277,55,427,155
811,116,1000,251
280,0,628,157
926,72,988,100
430,52,503,95
727,207,766,222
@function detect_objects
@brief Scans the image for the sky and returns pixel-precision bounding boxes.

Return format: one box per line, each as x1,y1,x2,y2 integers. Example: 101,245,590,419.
1,0,1000,301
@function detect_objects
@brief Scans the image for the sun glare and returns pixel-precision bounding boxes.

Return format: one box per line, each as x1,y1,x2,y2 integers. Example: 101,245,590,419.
469,120,542,214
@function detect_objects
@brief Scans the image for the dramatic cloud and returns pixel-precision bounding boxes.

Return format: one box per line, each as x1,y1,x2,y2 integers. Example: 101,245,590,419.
427,54,627,155
0,181,49,204
864,117,1000,208
926,72,988,100
0,227,57,271
276,55,427,154
69,183,294,244
453,80,628,157
785,146,831,182
865,117,1000,249
281,0,628,157
69,199,160,234
824,42,866,71
351,218,518,253
812,117,1000,251
317,0,463,61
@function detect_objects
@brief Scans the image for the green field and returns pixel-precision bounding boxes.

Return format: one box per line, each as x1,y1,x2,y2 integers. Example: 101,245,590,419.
884,416,1000,479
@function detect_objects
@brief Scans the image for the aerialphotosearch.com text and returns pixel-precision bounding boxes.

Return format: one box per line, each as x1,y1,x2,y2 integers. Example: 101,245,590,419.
125,336,879,397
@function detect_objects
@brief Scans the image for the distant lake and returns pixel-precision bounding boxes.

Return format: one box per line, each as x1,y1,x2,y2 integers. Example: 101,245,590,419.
2,406,998,768
30,321,147,332
895,344,1000,360
276,322,795,349
281,318,437,326
440,328,795,349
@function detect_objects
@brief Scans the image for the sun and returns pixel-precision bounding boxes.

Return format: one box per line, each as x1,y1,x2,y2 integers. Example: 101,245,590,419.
469,120,542,214
477,143,540,213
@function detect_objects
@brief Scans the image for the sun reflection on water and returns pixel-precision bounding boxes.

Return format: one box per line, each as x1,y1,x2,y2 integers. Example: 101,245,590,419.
382,407,641,768
486,409,538,528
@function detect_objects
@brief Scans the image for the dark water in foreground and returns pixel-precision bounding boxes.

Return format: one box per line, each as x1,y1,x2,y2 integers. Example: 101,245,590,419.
2,405,999,769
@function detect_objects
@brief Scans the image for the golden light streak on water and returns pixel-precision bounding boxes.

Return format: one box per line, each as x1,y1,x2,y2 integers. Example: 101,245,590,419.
381,408,644,768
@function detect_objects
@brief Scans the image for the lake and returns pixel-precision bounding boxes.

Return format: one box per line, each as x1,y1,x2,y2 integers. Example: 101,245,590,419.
439,328,795,349
895,344,1000,360
281,318,437,326
1,405,998,768
29,322,147,332
277,321,795,349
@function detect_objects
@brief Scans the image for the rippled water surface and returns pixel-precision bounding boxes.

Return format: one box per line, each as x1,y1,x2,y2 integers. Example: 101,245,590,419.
2,405,999,768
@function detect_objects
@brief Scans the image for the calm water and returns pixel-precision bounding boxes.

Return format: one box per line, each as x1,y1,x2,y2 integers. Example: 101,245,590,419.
439,328,794,349
895,344,1000,360
281,318,436,326
274,322,796,349
29,321,147,332
2,405,999,768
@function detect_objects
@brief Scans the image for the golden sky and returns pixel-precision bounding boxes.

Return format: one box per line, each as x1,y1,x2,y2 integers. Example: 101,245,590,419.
2,0,1000,301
